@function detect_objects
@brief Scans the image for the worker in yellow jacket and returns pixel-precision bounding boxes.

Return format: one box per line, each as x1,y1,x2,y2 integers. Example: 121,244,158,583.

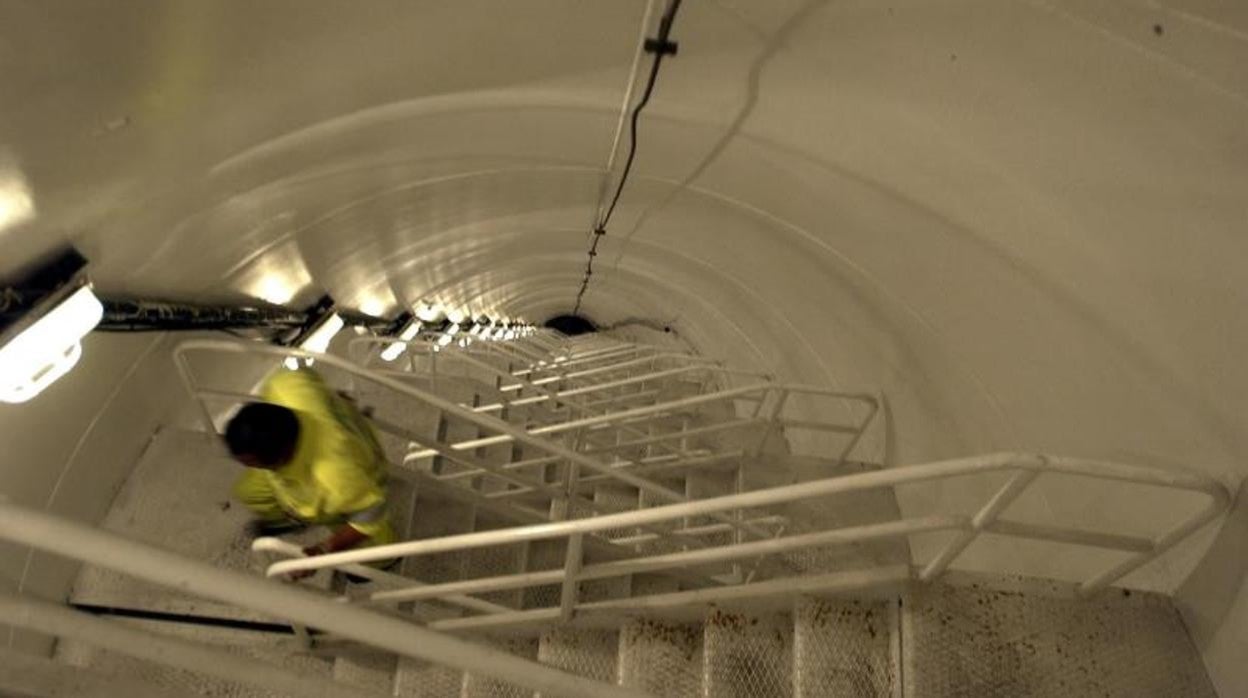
224,367,396,575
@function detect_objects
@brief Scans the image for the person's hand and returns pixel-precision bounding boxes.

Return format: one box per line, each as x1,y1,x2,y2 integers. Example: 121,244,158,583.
288,544,326,581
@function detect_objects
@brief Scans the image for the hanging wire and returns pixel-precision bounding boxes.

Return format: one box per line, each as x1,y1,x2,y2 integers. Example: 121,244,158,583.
573,0,683,316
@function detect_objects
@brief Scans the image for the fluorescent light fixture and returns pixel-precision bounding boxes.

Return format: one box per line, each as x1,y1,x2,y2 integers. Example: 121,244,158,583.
492,327,505,340
285,311,343,370
504,330,516,340
255,276,297,306
380,320,422,362
0,169,35,233
445,308,466,324
415,302,442,322
0,283,103,403
437,334,453,347
300,312,344,354
358,298,387,317
445,322,460,336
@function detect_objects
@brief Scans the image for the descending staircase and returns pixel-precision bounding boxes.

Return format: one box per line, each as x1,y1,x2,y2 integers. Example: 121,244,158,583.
18,330,1226,697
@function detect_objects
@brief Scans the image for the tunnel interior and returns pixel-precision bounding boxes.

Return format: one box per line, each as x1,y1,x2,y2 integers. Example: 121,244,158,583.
0,1,1245,693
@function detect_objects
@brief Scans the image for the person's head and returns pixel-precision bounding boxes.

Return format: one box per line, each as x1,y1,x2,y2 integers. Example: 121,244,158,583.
224,402,300,469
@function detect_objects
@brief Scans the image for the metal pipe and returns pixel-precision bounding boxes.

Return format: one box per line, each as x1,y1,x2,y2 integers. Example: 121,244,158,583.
268,453,1044,574
776,419,860,434
449,383,772,450
0,592,382,698
1078,488,1232,595
251,537,509,615
560,533,584,623
428,566,913,632
372,516,960,604
920,469,1041,580
271,451,1229,580
0,501,649,698
983,519,1154,553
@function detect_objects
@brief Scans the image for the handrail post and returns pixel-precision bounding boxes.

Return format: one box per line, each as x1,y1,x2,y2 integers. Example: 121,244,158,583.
919,462,1043,580
559,533,584,623
0,501,648,698
834,395,879,466
0,593,378,698
752,388,788,457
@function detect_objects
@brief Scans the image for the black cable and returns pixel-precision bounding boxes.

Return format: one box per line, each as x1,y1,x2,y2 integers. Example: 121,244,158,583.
573,0,683,316
70,603,316,635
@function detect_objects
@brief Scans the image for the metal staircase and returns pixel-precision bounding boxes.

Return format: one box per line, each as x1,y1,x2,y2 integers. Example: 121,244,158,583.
0,329,1229,697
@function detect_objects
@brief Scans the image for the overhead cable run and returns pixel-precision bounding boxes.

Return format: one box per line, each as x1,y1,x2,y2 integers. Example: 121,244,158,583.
572,0,684,316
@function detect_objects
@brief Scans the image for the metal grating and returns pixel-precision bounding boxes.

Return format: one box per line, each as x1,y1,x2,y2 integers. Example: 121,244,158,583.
461,636,539,698
593,484,641,541
463,515,527,608
618,619,704,698
57,621,334,698
393,656,464,698
905,580,1218,697
702,610,793,698
523,538,565,609
332,650,397,694
536,627,620,697
404,495,475,585
793,597,894,697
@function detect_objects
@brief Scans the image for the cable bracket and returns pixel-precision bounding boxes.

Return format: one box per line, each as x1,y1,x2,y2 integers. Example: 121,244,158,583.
644,36,678,56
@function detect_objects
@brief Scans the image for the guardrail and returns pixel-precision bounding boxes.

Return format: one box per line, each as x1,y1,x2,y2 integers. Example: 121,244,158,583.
176,338,876,548
173,340,873,561
257,451,1229,633
0,500,648,698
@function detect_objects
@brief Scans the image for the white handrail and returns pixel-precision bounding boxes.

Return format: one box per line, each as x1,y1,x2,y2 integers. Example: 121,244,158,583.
173,340,851,547
262,451,1229,599
0,592,381,698
0,500,649,698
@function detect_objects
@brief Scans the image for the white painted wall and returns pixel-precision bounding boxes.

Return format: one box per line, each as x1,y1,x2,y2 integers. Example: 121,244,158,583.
0,332,275,655
0,0,1244,689
0,333,173,654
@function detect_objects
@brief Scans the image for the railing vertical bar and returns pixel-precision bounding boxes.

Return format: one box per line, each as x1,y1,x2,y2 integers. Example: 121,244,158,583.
560,533,584,623
919,467,1041,580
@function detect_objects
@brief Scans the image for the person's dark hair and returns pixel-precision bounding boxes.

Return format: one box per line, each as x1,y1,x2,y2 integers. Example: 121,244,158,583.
224,402,300,467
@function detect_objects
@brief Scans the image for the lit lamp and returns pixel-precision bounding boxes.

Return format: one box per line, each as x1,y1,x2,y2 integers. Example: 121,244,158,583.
380,318,422,362
0,280,103,403
284,311,344,370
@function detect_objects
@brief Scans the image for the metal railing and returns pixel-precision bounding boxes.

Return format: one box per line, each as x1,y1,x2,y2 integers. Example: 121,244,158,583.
173,340,875,568
0,500,647,698
176,338,876,547
258,451,1229,633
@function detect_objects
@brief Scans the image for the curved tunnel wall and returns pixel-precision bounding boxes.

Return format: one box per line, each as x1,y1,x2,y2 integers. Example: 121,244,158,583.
1,0,1245,690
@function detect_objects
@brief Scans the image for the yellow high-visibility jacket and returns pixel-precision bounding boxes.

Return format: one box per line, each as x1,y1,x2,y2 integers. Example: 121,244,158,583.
233,368,395,546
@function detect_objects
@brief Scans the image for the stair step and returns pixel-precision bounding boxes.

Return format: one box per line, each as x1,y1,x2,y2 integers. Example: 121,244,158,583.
461,636,538,698
617,619,703,698
393,656,463,698
522,538,564,610
703,610,793,698
464,512,527,608
535,627,619,696
793,597,894,697
904,579,1217,697
67,428,333,617
404,493,476,585
592,484,641,542
685,471,737,577
332,649,397,694
56,620,333,698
